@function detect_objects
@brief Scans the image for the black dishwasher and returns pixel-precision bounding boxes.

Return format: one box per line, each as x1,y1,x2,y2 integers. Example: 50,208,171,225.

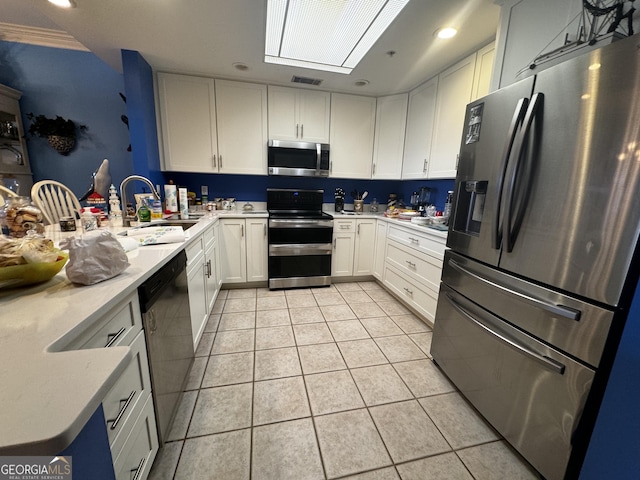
138,250,194,445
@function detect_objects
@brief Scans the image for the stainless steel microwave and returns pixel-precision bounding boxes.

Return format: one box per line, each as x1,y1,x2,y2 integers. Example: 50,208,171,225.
268,140,330,177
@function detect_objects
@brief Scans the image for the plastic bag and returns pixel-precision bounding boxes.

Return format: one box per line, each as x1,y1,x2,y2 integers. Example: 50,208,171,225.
59,230,129,285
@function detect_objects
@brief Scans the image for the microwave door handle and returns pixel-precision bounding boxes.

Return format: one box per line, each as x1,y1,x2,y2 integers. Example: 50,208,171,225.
504,92,544,253
316,143,321,173
443,291,566,375
492,97,529,250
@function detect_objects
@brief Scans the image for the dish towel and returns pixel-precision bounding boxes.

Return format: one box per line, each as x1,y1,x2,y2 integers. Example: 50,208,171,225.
125,226,186,245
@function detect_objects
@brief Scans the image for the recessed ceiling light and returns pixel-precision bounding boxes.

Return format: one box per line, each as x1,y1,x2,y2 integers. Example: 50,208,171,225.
265,0,410,74
48,0,76,8
435,27,458,39
354,79,370,87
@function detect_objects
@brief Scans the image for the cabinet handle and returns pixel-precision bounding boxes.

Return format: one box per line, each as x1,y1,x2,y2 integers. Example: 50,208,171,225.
219,155,223,168
455,154,459,169
405,260,416,268
333,238,336,249
105,327,126,348
357,224,360,235
329,161,332,173
131,458,146,480
264,224,267,237
213,154,217,168
408,237,419,244
241,224,244,237
372,163,376,175
340,224,350,229
206,259,212,277
423,159,428,173
296,124,299,138
403,287,413,295
109,390,136,430
301,124,304,138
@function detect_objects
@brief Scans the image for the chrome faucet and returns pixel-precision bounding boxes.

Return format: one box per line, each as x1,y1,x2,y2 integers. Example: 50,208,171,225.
119,175,160,227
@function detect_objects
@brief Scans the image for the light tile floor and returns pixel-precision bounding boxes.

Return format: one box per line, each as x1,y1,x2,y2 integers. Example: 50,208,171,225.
149,281,540,480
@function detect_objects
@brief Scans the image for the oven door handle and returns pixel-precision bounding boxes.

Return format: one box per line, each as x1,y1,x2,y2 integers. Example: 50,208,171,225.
443,291,566,375
269,219,334,228
269,243,333,256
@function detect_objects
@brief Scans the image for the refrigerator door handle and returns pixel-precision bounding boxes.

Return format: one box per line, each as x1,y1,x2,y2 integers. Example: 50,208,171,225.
504,92,544,252
492,97,530,250
443,291,566,375
449,258,581,321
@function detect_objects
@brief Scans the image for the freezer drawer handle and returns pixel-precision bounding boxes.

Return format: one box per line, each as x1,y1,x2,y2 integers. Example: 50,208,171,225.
444,292,566,375
449,258,581,322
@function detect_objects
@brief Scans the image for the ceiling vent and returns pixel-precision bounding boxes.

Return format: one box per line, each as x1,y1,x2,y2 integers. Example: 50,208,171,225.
291,75,323,86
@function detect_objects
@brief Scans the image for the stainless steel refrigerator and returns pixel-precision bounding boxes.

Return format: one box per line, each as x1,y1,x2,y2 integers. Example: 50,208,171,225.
431,34,640,480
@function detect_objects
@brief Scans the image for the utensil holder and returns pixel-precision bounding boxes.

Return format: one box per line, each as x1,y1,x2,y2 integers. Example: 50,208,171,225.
354,200,364,213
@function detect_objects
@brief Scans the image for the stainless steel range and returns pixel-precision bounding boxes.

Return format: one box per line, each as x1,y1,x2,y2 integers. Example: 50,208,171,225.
267,188,333,289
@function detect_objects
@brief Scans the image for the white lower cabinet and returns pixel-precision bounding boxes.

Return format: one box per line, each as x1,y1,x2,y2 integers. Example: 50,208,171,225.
186,230,208,349
353,219,376,275
382,223,446,324
220,218,268,283
373,220,388,280
204,223,221,315
332,218,377,277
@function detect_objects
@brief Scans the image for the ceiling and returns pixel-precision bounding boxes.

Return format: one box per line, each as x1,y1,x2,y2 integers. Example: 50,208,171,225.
2,0,500,96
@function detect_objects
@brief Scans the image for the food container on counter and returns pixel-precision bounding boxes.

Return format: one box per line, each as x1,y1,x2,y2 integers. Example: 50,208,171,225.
0,196,45,238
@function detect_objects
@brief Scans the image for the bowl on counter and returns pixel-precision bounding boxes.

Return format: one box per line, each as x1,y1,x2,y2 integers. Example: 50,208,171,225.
0,250,69,289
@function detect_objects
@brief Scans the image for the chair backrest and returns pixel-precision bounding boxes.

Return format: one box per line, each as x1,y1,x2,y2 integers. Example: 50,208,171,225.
31,180,82,225
0,185,18,207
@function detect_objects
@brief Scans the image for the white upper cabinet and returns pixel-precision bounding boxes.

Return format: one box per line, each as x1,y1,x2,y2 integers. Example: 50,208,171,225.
401,77,438,179
158,73,217,172
329,93,376,179
429,52,477,179
158,75,267,175
215,80,268,175
472,42,496,101
267,86,330,143
372,93,408,179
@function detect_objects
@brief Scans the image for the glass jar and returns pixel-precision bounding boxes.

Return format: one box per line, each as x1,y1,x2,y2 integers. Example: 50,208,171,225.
1,196,45,238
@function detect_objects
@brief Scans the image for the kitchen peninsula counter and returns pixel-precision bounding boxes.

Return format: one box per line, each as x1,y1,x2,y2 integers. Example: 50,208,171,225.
0,214,221,455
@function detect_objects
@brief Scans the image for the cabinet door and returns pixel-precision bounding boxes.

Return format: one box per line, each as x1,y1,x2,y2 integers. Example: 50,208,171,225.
330,93,376,179
372,94,408,179
373,220,388,280
246,219,268,282
0,85,31,175
268,86,299,141
187,258,207,349
332,233,355,277
402,77,438,179
353,219,377,275
472,42,496,101
215,80,268,175
220,219,247,283
298,90,331,143
429,53,476,179
205,240,217,315
157,73,217,172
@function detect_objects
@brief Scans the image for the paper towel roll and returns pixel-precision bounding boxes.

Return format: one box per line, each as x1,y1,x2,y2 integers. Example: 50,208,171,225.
164,184,178,212
179,187,189,219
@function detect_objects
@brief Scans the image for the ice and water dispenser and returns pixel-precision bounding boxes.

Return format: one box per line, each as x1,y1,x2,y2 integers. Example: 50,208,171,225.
452,180,487,236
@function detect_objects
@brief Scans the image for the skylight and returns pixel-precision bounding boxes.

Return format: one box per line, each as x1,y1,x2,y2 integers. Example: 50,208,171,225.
265,0,410,74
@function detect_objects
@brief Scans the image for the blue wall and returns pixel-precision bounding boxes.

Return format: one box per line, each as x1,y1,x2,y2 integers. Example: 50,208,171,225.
0,41,134,197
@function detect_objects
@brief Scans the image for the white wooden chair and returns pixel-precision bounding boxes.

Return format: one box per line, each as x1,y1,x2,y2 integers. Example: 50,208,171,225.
31,180,82,225
0,185,18,207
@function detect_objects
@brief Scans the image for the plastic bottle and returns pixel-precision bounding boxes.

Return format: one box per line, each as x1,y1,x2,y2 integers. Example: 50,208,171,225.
151,199,163,220
444,190,454,218
137,203,151,222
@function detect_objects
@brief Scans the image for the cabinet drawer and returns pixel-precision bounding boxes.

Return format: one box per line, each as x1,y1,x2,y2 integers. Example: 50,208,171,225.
386,240,442,293
387,224,446,260
185,234,204,265
203,224,216,250
113,394,159,480
104,330,152,451
383,264,437,324
66,292,142,350
334,219,356,231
